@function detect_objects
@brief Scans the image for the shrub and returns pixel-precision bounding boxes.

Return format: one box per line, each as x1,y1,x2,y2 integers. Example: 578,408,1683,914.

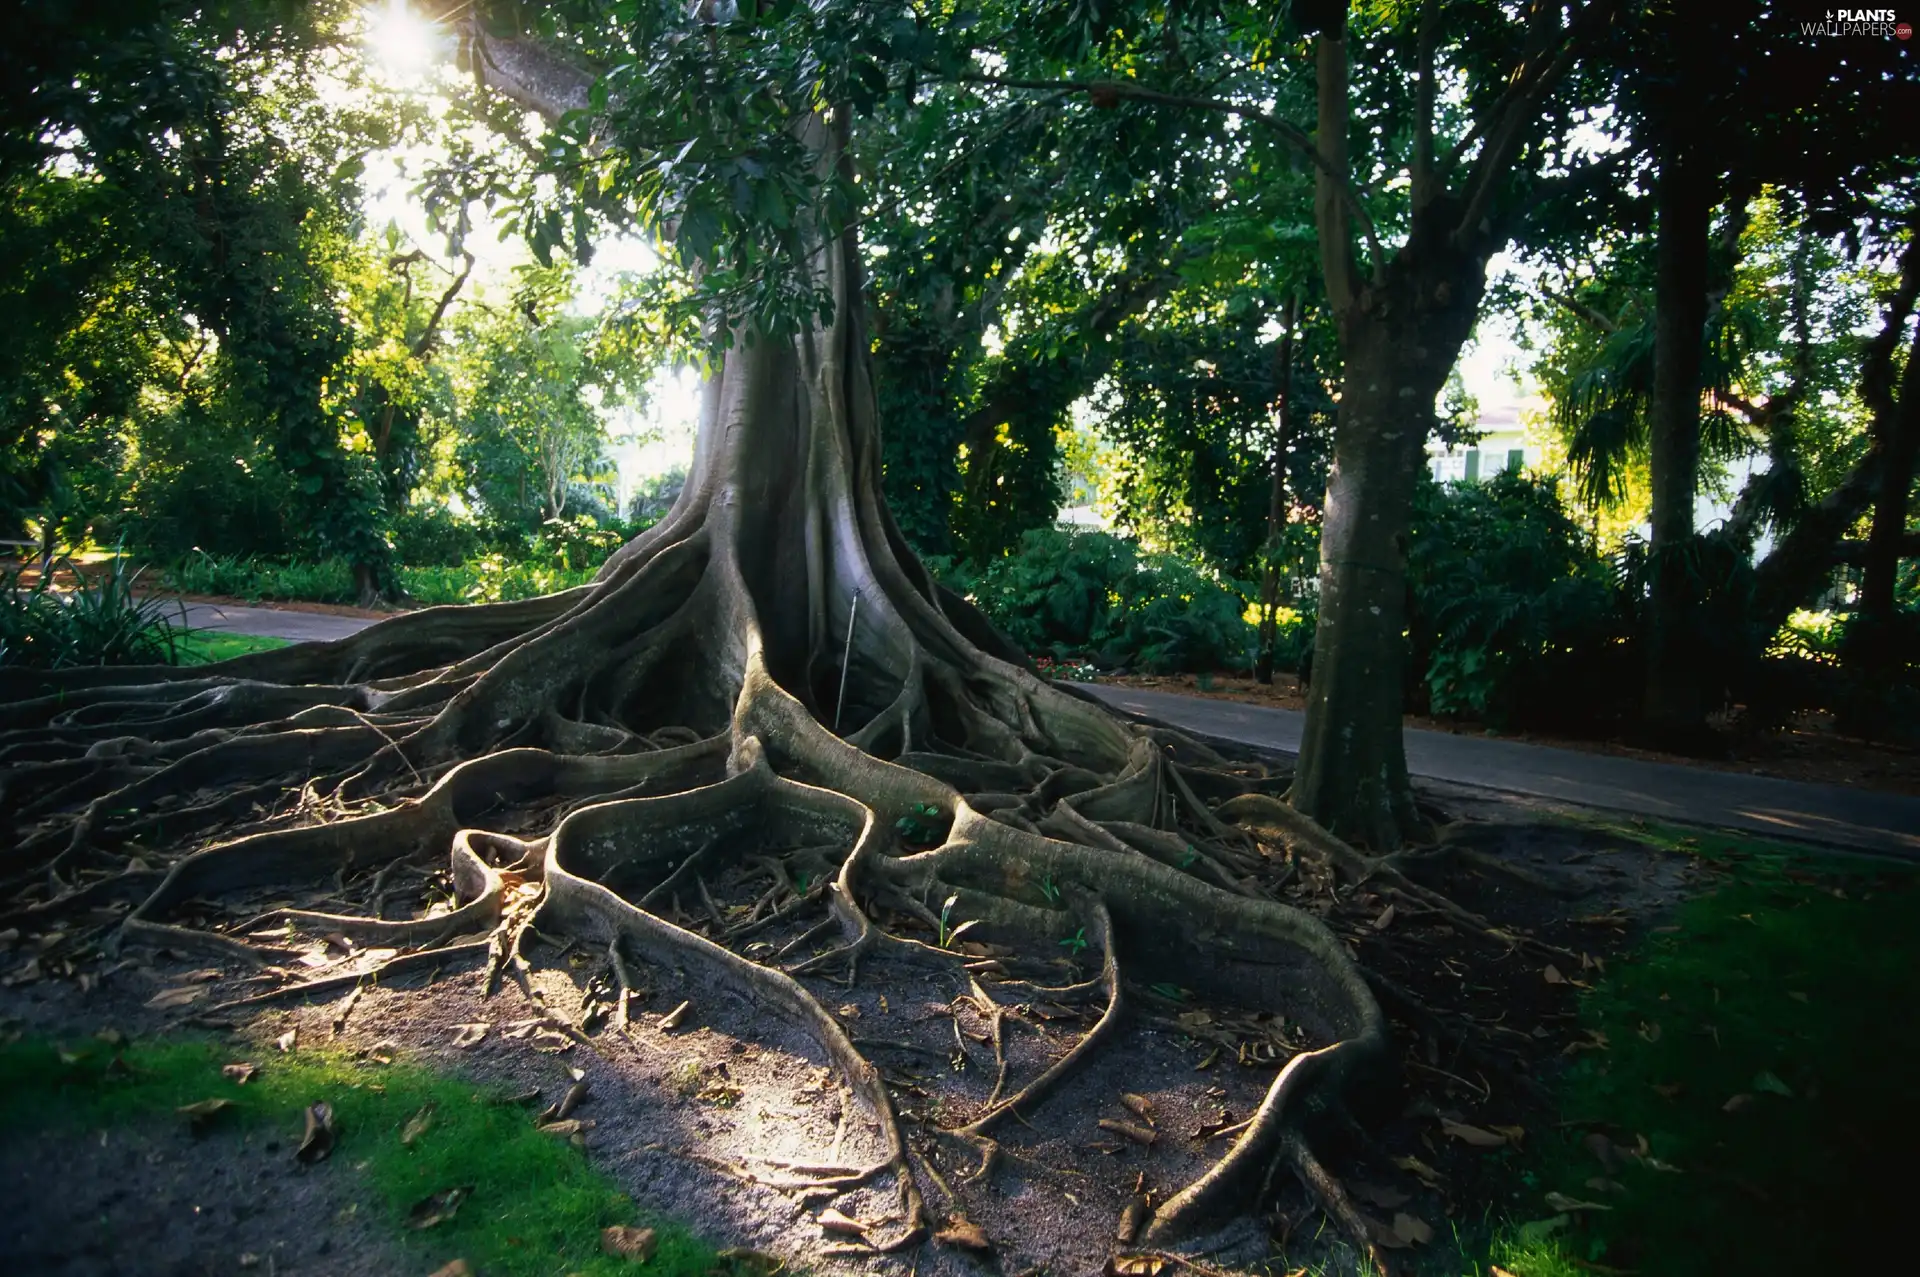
1,554,184,669
532,514,625,572
390,505,483,567
962,528,1255,674
1406,472,1629,728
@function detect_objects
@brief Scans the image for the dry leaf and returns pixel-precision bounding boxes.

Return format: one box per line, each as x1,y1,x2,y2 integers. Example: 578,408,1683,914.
1490,1123,1526,1147
601,1224,658,1262
274,1029,297,1053
1752,1070,1794,1098
401,1105,434,1147
1392,1213,1434,1245
145,986,206,1010
1372,904,1397,931
1586,1176,1626,1194
295,1101,336,1163
1352,1181,1411,1210
1517,1213,1571,1242
1722,1093,1754,1113
406,1186,471,1230
427,1262,474,1277
1105,1256,1169,1276
1116,1196,1147,1244
222,1062,258,1085
659,1000,692,1031
449,1022,489,1049
1543,965,1566,985
1098,1117,1157,1146
530,1028,574,1053
1119,1092,1155,1124
1440,1118,1509,1147
817,1207,869,1237
1544,1192,1612,1213
178,1098,232,1131
1392,1154,1443,1187
934,1215,992,1252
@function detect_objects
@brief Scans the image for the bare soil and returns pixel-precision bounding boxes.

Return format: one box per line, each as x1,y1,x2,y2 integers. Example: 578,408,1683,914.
1102,672,1920,797
0,779,1702,1277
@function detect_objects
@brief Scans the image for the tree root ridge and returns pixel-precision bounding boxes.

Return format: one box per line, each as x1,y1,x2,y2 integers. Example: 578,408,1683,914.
0,517,1458,1268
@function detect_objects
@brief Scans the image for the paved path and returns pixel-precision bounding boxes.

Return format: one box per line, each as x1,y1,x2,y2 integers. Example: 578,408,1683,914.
177,600,377,645
173,602,1920,857
1080,684,1920,858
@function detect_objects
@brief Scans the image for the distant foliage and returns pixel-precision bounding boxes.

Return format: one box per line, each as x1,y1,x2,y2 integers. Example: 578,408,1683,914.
1406,472,1627,727
390,506,484,568
958,528,1254,674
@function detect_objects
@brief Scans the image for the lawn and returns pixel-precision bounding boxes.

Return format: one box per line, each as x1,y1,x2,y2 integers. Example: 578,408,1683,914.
175,630,291,664
1476,828,1920,1276
0,1037,742,1277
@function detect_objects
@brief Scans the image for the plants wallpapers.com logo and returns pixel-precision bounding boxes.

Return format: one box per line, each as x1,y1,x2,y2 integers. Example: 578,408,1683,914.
1795,8,1912,36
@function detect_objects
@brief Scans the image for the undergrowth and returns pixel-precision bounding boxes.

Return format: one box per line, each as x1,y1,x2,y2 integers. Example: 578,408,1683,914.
161,553,600,606
175,631,291,664
1473,825,1920,1276
0,1036,736,1277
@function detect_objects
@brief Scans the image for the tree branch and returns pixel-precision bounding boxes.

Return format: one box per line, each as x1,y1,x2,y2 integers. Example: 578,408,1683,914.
411,250,477,360
1411,0,1439,212
954,72,1385,277
1541,285,1619,334
1450,0,1624,249
1314,35,1361,318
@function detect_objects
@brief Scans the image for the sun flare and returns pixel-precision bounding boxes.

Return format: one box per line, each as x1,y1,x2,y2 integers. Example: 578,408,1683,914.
364,0,439,81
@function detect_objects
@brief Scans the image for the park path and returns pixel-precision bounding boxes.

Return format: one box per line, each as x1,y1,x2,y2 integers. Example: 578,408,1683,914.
1078,684,1920,858
176,602,1920,857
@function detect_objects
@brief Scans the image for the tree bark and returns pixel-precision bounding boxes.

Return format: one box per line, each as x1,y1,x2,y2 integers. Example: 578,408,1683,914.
1641,142,1712,741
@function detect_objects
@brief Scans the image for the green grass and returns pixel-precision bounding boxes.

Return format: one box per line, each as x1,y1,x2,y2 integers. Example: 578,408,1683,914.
1477,828,1920,1275
175,630,290,664
0,1036,734,1276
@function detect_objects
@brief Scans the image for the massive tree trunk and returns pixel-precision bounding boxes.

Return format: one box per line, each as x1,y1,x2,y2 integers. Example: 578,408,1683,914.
0,60,1427,1265
1641,143,1713,742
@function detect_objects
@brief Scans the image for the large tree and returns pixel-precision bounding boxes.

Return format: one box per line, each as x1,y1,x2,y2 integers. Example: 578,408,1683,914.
0,5,1471,1266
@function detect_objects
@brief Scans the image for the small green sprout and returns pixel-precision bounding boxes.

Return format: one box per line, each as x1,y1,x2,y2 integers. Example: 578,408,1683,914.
937,893,979,948
1039,875,1061,906
1148,982,1185,1002
1178,846,1200,870
1059,927,1089,956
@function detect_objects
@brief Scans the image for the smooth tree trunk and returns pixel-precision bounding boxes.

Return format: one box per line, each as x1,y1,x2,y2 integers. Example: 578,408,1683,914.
1290,262,1482,848
1641,143,1713,742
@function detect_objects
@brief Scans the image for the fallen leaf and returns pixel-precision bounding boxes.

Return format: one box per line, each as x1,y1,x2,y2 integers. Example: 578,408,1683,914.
296,1101,336,1163
1367,1216,1411,1250
1352,1181,1411,1210
834,1002,861,1021
1586,1176,1626,1194
401,1105,434,1147
1392,1154,1443,1187
1490,1123,1526,1147
1722,1093,1754,1113
1372,904,1397,931
935,1215,992,1252
1787,991,1809,1003
659,1000,692,1031
145,986,206,1010
427,1262,474,1277
1544,1192,1612,1213
538,1118,593,1137
1637,1021,1662,1043
601,1224,658,1262
1752,1070,1794,1098
222,1062,258,1085
178,1098,232,1131
449,1022,489,1049
1116,1196,1147,1244
275,1029,297,1053
1543,965,1566,985
1392,1212,1433,1245
406,1186,472,1230
1120,1092,1155,1124
1105,1256,1169,1276
817,1207,869,1237
1517,1213,1571,1242
1440,1118,1509,1147
1098,1117,1157,1146
530,1028,574,1053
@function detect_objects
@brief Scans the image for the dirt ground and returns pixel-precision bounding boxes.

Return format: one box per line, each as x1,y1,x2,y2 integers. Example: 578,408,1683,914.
1102,672,1920,798
0,772,1704,1277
